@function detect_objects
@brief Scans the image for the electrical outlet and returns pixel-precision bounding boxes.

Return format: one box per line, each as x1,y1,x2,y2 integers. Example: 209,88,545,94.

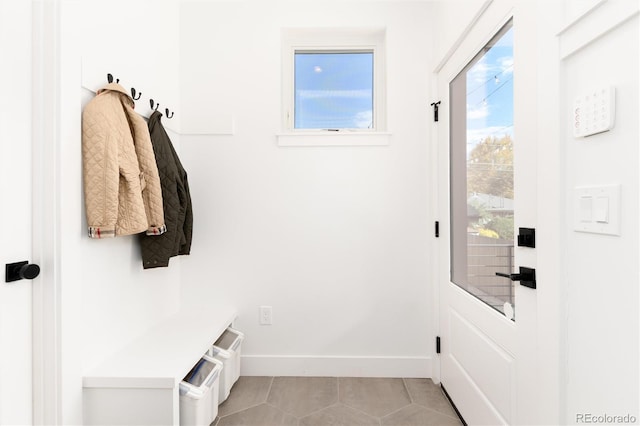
259,306,273,325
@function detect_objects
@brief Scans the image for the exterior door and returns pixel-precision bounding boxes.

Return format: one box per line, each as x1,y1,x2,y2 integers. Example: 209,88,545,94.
436,5,539,425
0,1,35,424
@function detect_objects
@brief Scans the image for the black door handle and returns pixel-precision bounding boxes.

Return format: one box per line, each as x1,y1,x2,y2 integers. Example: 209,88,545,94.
5,261,40,283
496,266,536,289
496,272,524,280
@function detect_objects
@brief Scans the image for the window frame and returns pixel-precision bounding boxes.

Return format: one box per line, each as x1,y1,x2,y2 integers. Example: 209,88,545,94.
281,28,387,141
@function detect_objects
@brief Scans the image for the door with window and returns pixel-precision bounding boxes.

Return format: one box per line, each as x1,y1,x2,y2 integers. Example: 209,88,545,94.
436,11,538,425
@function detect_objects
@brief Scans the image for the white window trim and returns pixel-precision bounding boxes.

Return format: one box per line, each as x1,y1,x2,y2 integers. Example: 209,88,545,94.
279,27,390,147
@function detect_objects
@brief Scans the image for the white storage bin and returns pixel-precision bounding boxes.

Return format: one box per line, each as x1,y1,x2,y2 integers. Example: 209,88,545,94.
203,356,223,420
179,356,222,426
209,327,244,404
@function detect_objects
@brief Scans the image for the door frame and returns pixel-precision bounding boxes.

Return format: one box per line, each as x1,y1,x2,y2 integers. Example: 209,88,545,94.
32,0,63,423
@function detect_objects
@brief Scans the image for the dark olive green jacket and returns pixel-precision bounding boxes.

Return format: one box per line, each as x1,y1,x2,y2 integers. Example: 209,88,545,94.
140,111,193,268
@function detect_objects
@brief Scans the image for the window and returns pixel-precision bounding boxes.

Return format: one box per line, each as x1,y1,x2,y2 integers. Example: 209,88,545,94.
280,28,388,146
294,51,373,130
450,20,515,319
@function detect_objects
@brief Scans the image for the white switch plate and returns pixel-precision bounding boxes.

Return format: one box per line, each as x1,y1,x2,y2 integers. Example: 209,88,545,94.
574,184,620,236
573,86,615,138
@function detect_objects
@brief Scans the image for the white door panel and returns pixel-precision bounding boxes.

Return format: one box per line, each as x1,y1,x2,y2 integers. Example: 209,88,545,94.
449,309,514,420
443,287,516,425
437,2,539,425
0,1,34,424
446,283,516,355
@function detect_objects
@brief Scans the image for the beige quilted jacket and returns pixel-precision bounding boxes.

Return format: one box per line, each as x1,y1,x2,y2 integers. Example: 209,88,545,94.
82,83,166,238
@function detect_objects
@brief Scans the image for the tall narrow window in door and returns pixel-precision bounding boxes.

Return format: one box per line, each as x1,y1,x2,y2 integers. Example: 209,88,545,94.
450,20,515,319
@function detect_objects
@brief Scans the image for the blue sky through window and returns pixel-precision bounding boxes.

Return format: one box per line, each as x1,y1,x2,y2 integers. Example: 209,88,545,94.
466,26,514,152
294,52,373,129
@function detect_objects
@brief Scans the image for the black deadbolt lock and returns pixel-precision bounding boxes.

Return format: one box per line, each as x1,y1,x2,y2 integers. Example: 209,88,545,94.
517,228,536,248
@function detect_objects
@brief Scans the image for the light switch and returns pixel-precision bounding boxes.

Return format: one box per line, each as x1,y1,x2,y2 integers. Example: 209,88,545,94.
594,196,609,223
579,196,593,222
574,184,620,236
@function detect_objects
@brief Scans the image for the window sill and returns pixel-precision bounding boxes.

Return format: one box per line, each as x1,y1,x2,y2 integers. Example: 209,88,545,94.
276,131,391,147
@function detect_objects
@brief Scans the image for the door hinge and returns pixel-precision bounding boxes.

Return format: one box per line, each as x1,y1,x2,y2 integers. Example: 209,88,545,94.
436,336,441,354
435,221,440,238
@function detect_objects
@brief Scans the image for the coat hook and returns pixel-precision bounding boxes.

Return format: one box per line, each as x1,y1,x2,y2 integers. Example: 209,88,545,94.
107,73,113,83
430,101,441,122
150,99,160,111
131,88,142,101
165,108,174,119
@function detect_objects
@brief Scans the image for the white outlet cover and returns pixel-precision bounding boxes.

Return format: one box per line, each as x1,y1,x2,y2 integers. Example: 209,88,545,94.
259,306,273,325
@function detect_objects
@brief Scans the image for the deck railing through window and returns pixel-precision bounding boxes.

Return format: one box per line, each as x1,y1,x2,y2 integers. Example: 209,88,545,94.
466,236,515,313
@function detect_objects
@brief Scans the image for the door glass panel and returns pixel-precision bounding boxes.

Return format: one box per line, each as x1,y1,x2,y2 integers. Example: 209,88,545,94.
450,20,515,319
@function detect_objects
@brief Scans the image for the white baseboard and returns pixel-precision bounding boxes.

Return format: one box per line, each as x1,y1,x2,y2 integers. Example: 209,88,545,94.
240,355,432,378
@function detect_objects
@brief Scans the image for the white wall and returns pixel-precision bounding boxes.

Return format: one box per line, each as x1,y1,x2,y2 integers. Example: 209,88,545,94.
179,0,435,376
559,1,639,422
431,0,489,68
61,0,183,377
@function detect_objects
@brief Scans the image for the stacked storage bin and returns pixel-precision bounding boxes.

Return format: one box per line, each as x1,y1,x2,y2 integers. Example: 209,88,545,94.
209,327,244,404
179,355,223,425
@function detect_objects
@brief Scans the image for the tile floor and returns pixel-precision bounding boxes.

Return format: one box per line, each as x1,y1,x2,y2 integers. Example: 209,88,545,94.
213,377,462,426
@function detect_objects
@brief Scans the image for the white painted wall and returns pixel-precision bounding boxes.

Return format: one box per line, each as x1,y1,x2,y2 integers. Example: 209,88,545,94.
179,0,434,376
559,1,639,422
431,0,489,69
59,0,183,378
52,1,184,422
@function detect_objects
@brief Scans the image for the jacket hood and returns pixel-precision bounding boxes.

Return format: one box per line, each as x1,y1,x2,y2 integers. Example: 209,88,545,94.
97,83,134,107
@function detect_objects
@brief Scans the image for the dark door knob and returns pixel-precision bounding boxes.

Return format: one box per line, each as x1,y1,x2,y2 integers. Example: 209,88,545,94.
20,263,40,280
496,266,536,289
5,261,40,283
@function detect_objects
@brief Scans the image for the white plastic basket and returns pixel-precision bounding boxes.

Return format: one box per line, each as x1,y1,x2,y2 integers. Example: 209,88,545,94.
179,356,222,425
209,327,244,404
203,356,223,421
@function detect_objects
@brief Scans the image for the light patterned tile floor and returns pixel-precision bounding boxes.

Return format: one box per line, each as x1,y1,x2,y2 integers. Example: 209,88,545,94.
213,377,462,426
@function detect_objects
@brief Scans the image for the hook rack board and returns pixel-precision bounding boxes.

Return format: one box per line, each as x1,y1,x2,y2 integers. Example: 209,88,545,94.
81,57,180,133
81,56,234,135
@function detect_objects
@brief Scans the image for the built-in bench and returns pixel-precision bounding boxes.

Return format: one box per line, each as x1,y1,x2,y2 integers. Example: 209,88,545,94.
83,307,237,425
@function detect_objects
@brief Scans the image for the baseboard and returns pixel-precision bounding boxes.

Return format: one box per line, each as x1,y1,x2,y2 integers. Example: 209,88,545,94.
240,355,432,378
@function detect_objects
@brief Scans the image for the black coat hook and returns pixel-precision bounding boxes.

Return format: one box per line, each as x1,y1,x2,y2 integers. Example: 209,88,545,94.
107,73,119,84
150,99,160,111
165,108,174,119
131,88,142,101
430,101,441,122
